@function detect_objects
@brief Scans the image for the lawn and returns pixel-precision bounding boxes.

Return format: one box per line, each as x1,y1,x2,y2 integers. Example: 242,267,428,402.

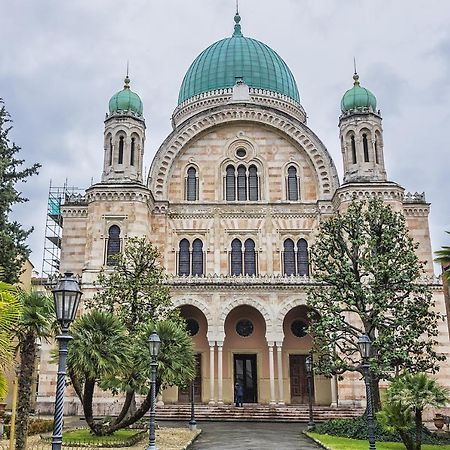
307,432,450,450
63,428,144,444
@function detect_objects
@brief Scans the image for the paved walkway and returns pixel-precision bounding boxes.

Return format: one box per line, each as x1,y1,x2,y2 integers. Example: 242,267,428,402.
189,422,321,450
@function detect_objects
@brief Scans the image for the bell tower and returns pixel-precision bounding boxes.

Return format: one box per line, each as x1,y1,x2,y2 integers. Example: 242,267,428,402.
102,75,146,183
339,72,387,183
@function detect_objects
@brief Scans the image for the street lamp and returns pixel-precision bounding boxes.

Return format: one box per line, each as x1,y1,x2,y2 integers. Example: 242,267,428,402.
147,331,161,450
305,355,315,430
358,334,376,450
189,380,197,431
51,272,82,450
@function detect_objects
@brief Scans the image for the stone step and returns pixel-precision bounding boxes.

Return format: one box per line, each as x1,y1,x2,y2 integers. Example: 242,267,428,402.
156,405,364,422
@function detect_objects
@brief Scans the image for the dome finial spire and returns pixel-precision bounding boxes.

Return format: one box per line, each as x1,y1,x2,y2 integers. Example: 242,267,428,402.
352,57,360,86
124,61,130,89
233,1,242,37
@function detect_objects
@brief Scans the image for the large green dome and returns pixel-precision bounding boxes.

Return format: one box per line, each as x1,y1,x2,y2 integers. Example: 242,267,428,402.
341,73,377,113
109,76,143,116
178,13,300,105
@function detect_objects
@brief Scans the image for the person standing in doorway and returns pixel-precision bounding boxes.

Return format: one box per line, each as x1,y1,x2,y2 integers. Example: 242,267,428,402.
235,382,244,407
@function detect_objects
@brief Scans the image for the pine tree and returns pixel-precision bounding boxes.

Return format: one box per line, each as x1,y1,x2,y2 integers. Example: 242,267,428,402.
0,99,40,284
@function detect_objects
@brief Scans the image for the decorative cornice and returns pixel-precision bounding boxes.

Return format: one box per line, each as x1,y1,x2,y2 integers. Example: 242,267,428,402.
403,192,427,203
85,182,153,204
61,206,88,218
149,104,340,201
172,88,306,127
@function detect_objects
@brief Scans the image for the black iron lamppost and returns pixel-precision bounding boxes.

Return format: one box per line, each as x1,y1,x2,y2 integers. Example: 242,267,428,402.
51,272,82,450
358,334,376,450
147,331,161,450
189,380,197,431
305,355,315,430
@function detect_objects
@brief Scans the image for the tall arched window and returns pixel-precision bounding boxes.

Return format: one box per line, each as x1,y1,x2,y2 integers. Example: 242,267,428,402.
109,138,113,166
244,239,256,275
106,225,121,265
283,239,296,275
363,133,369,162
186,167,198,201
248,165,259,201
178,239,190,276
297,239,309,276
192,239,204,276
237,165,247,201
226,165,236,201
374,138,379,164
287,166,299,201
351,135,357,164
118,136,124,164
231,239,243,275
130,137,135,166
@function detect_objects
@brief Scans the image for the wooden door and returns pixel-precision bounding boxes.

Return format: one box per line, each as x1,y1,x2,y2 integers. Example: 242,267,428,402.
289,354,313,404
178,353,202,403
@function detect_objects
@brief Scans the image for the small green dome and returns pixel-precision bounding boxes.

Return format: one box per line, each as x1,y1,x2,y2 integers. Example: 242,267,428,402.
178,13,300,105
109,76,143,116
341,73,377,113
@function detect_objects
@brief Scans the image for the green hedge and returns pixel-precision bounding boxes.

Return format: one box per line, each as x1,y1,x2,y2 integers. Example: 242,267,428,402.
315,417,450,445
3,418,53,438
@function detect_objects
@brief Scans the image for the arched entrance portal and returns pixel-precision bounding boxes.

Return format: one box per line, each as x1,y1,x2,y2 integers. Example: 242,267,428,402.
282,305,332,405
223,305,267,404
178,305,209,403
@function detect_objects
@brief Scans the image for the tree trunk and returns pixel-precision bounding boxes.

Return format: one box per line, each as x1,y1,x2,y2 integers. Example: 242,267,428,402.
415,409,423,450
112,390,134,426
15,333,36,450
399,429,415,450
82,378,104,436
371,376,382,412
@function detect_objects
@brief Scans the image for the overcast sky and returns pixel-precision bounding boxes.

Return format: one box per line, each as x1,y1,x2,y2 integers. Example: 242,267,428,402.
1,0,449,275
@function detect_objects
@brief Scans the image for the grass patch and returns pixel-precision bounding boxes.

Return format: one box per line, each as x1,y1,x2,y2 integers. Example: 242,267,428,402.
61,428,145,447
308,432,450,450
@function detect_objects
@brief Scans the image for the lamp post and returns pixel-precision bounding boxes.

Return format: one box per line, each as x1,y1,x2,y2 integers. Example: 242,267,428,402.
51,272,82,450
189,380,197,431
147,331,161,450
358,334,376,450
305,355,315,430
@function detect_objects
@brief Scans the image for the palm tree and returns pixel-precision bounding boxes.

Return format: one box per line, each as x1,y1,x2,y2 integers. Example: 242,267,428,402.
380,373,449,450
0,281,21,400
435,231,450,280
14,290,55,450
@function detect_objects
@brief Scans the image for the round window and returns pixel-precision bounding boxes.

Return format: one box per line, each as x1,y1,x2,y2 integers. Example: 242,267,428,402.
186,318,199,336
291,320,308,338
236,147,247,158
236,319,254,337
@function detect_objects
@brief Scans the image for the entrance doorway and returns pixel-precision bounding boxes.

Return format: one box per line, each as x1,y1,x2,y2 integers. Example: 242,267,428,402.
179,354,202,403
234,354,257,403
289,354,313,404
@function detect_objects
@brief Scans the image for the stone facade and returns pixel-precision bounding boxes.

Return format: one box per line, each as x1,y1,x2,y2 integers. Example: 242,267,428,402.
35,22,450,414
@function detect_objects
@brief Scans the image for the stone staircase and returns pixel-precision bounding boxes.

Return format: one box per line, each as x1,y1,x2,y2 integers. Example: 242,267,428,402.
156,404,364,422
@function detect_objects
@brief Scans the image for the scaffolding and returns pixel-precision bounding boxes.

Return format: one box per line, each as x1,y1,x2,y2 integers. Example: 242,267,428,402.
41,180,85,281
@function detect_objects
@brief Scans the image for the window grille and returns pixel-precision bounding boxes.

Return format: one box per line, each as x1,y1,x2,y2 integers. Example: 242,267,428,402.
178,239,190,276
192,239,204,276
226,165,236,201
248,165,259,201
237,165,247,201
287,166,299,201
297,239,309,276
186,167,198,201
106,225,121,265
231,239,243,275
283,239,296,275
244,239,256,275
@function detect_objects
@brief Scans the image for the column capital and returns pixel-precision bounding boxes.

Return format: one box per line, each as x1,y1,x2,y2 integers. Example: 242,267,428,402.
208,341,216,347
216,341,224,348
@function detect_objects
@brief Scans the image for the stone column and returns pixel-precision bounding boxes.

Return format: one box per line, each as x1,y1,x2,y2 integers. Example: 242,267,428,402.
217,342,223,404
268,343,276,405
209,342,215,405
276,344,284,404
331,374,338,407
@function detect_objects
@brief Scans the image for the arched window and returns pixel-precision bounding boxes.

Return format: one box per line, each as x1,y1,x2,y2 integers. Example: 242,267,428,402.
363,133,369,162
118,136,124,164
109,138,113,166
244,239,256,276
192,239,204,276
374,138,379,164
237,165,247,201
297,239,309,276
231,239,243,275
283,239,296,275
351,135,357,164
186,167,198,201
130,137,135,166
178,239,190,276
226,165,236,201
287,166,299,201
248,165,259,201
106,225,121,265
